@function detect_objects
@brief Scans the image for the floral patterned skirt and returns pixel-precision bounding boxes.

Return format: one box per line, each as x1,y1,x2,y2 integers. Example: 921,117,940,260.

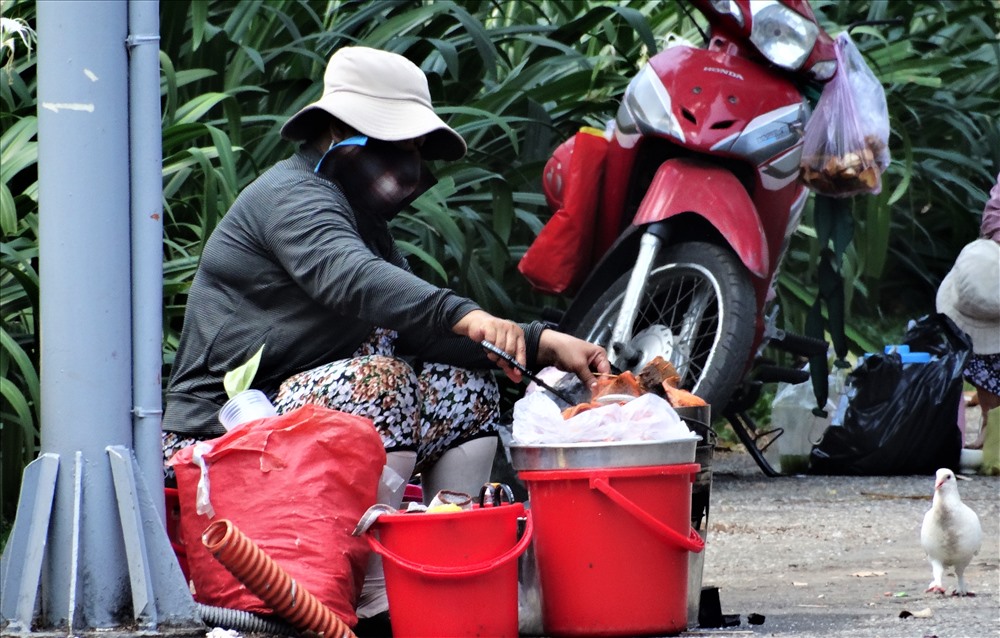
163,328,499,478
965,352,1000,396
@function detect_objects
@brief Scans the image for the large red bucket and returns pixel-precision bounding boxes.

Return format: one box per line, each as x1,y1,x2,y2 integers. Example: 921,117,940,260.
367,503,532,638
519,463,703,636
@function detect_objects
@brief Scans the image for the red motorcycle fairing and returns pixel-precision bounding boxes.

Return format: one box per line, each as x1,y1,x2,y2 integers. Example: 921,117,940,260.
592,43,808,276
644,45,803,151
631,158,769,279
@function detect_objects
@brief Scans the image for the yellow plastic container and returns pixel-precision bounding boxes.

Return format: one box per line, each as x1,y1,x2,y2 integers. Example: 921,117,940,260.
981,408,999,476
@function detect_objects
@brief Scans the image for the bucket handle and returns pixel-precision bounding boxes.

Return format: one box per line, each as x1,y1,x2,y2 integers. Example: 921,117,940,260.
590,476,704,553
367,512,533,579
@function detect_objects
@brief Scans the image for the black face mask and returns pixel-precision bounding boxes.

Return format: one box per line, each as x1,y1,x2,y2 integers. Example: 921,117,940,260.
315,135,437,221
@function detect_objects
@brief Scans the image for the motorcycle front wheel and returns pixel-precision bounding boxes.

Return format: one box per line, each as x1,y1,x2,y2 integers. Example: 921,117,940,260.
574,241,757,412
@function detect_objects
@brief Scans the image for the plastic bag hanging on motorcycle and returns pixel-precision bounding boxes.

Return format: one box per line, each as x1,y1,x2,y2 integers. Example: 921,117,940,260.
800,32,890,197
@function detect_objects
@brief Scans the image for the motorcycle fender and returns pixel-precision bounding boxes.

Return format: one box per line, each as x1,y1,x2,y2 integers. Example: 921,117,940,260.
632,159,769,278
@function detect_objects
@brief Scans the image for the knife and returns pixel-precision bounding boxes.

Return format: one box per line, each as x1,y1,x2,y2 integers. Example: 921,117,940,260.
480,340,576,405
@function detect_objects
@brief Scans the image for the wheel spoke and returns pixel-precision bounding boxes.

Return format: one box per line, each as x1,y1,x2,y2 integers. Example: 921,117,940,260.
635,270,720,388
676,280,716,369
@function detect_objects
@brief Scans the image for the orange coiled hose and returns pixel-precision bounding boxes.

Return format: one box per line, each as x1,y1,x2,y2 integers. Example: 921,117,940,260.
202,519,356,638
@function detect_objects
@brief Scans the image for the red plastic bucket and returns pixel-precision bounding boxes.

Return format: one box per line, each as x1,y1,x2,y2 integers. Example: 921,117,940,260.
519,463,703,636
367,503,532,638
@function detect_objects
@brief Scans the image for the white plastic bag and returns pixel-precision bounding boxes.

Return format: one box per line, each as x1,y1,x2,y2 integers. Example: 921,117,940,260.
192,442,216,517
768,369,848,473
512,392,694,445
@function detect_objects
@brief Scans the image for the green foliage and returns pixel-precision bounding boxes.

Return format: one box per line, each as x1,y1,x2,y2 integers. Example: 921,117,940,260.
779,0,1000,353
1,0,40,525
2,0,998,521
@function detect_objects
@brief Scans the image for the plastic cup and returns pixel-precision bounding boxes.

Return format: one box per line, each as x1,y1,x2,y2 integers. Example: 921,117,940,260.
218,389,277,431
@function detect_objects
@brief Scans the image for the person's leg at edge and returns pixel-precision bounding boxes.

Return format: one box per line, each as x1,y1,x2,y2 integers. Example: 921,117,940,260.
420,436,498,502
967,387,999,449
963,354,999,450
412,362,501,503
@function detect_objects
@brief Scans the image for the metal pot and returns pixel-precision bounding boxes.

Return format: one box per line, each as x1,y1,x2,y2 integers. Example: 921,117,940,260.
509,436,699,471
508,403,712,471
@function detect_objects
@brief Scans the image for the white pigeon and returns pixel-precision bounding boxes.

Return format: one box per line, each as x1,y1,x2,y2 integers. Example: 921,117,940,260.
920,468,983,596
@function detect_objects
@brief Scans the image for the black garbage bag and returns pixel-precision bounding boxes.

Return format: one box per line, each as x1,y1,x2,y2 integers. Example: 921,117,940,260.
810,313,971,475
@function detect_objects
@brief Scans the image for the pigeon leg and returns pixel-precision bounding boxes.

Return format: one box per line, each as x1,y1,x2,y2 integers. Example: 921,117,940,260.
952,565,975,597
926,560,946,594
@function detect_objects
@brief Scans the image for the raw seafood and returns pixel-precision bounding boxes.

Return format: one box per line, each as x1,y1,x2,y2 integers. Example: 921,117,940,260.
560,358,705,419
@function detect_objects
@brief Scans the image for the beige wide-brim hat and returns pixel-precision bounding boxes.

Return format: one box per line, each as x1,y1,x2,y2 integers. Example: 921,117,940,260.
280,46,466,161
936,238,1000,354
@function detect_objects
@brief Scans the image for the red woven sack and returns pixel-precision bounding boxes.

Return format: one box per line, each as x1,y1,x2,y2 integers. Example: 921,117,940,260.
519,128,608,295
170,404,386,626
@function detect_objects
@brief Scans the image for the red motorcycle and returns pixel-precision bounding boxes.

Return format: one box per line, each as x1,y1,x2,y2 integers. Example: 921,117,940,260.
521,0,840,474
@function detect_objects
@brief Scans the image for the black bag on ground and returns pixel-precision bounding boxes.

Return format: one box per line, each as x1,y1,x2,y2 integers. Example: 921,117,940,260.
809,314,970,475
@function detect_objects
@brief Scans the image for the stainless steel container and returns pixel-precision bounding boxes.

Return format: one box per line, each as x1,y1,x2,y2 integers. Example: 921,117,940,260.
509,436,699,471
509,405,710,471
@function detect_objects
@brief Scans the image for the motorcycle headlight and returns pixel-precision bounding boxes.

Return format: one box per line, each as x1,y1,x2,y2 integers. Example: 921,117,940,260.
617,65,685,143
749,0,819,72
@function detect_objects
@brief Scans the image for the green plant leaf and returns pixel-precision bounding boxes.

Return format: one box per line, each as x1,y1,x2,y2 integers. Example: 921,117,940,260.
0,183,17,236
223,343,265,399
394,240,448,283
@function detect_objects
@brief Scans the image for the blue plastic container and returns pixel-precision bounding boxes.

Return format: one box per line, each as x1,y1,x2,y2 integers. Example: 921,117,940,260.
863,344,931,364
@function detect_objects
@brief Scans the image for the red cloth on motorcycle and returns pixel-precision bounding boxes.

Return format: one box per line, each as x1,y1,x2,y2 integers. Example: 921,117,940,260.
170,404,386,626
519,128,608,295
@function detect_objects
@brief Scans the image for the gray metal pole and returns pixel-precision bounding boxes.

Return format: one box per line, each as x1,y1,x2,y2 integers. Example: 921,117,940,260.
36,0,134,629
0,1,200,633
128,0,166,519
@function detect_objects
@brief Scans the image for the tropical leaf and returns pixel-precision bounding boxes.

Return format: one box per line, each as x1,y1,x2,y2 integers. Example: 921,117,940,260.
223,343,266,398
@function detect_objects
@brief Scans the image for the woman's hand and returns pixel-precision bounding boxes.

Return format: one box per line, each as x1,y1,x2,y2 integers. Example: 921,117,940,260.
452,309,526,382
537,329,611,390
